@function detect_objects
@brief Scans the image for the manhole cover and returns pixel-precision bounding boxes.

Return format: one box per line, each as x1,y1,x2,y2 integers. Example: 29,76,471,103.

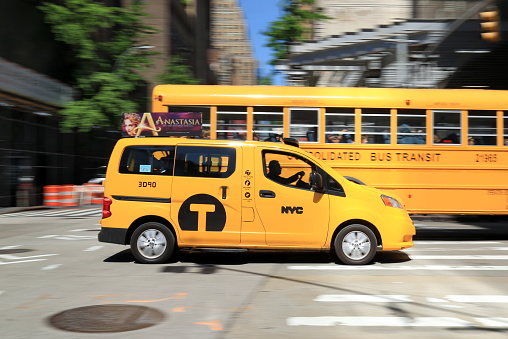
48,304,165,333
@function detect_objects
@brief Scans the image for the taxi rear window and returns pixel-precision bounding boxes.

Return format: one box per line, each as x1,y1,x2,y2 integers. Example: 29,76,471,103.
174,146,236,178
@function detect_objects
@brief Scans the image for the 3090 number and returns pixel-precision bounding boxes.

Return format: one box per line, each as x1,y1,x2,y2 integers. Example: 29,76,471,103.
139,181,157,188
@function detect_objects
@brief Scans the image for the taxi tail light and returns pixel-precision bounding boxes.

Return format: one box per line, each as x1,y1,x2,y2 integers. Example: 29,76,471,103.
102,197,112,219
381,195,403,209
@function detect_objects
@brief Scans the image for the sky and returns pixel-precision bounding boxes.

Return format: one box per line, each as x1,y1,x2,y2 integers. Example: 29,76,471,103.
238,0,283,84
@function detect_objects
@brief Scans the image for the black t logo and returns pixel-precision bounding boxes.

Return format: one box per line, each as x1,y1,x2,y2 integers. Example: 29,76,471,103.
178,194,226,232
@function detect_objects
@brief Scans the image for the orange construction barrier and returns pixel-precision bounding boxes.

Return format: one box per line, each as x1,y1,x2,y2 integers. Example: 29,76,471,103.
43,185,61,207
83,183,104,204
58,185,80,207
44,184,103,207
43,185,80,207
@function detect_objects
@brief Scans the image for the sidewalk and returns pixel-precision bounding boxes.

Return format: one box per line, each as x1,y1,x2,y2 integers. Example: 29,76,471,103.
0,205,100,215
0,206,48,215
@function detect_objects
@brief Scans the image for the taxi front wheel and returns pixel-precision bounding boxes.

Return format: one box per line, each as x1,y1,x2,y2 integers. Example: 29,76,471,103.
130,222,175,264
334,224,377,265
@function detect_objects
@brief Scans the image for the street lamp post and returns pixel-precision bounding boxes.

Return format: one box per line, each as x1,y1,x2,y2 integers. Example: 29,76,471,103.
113,45,155,73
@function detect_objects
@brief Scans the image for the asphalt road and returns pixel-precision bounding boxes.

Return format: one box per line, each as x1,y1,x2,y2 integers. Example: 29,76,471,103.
1,208,508,338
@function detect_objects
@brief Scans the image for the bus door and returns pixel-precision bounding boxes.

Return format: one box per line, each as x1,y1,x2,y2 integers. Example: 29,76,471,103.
170,145,241,245
255,150,330,247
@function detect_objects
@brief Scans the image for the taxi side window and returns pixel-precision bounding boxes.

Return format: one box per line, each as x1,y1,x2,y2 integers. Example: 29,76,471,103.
119,146,175,175
323,171,346,197
263,151,313,190
174,146,236,178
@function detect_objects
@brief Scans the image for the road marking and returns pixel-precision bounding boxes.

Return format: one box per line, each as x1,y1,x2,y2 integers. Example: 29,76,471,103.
0,245,22,250
287,316,473,327
0,253,58,260
412,240,502,248
194,321,223,331
0,259,48,265
38,235,96,240
71,228,100,232
288,265,508,271
476,318,508,327
84,246,103,252
314,295,508,303
409,255,508,260
42,264,61,270
315,295,411,302
414,241,500,244
287,317,508,327
443,295,508,303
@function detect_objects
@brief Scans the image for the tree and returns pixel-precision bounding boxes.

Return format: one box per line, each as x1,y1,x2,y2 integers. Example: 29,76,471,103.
156,56,199,85
38,0,155,132
263,0,330,66
258,74,273,85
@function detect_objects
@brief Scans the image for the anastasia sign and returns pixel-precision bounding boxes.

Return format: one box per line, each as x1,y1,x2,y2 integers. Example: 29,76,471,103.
122,112,202,137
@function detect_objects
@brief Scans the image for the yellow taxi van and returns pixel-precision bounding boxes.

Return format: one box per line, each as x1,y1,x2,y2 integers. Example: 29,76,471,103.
99,137,415,265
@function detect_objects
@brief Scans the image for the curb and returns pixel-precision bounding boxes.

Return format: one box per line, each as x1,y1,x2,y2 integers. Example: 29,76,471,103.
0,206,50,215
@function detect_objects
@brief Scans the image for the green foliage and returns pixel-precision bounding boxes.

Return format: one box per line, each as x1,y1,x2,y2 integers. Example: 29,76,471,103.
38,0,155,132
258,74,273,85
263,0,331,65
156,56,199,85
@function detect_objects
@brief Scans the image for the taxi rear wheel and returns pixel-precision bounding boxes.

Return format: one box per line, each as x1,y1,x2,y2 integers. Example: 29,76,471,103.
130,222,175,264
334,224,377,265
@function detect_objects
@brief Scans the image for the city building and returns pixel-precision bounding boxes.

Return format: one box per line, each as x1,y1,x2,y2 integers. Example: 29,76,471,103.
139,0,217,91
209,0,257,85
278,0,507,89
0,0,121,207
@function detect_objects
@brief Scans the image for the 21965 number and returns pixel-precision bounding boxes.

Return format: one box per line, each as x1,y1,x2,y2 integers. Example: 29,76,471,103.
476,153,497,162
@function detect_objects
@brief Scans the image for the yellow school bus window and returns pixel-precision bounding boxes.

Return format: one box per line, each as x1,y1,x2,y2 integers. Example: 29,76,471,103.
253,106,284,142
166,105,210,139
174,146,236,178
119,146,175,175
433,110,461,144
468,110,496,146
397,109,426,144
216,106,247,140
504,112,508,146
289,108,319,142
263,151,313,189
325,107,355,143
361,108,391,144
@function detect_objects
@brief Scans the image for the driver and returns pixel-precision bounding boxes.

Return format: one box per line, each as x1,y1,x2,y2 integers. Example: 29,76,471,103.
267,160,305,186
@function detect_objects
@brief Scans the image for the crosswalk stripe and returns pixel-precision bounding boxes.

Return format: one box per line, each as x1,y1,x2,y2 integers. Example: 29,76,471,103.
287,317,508,327
314,295,508,303
414,241,500,244
287,316,473,327
409,255,508,260
315,295,411,302
0,208,101,218
444,295,508,303
288,265,508,271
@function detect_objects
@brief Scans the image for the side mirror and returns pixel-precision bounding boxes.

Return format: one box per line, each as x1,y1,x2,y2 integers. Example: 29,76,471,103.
310,172,325,193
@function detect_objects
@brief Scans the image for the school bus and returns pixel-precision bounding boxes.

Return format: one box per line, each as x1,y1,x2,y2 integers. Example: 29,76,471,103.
151,85,508,215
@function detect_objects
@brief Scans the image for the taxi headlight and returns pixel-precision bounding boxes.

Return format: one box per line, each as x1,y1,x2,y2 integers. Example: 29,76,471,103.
381,195,403,209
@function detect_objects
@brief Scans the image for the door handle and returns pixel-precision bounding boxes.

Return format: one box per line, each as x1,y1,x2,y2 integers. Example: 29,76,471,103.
259,190,276,198
221,186,227,199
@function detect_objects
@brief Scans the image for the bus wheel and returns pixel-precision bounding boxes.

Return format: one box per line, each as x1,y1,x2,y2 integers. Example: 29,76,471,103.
334,224,376,265
130,222,175,264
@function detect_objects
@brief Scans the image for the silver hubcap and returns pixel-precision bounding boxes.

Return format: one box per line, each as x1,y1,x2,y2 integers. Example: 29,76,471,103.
137,229,167,259
342,230,371,260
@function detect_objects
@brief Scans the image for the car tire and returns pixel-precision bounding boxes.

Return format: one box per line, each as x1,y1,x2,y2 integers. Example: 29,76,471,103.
334,224,377,265
130,222,175,264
